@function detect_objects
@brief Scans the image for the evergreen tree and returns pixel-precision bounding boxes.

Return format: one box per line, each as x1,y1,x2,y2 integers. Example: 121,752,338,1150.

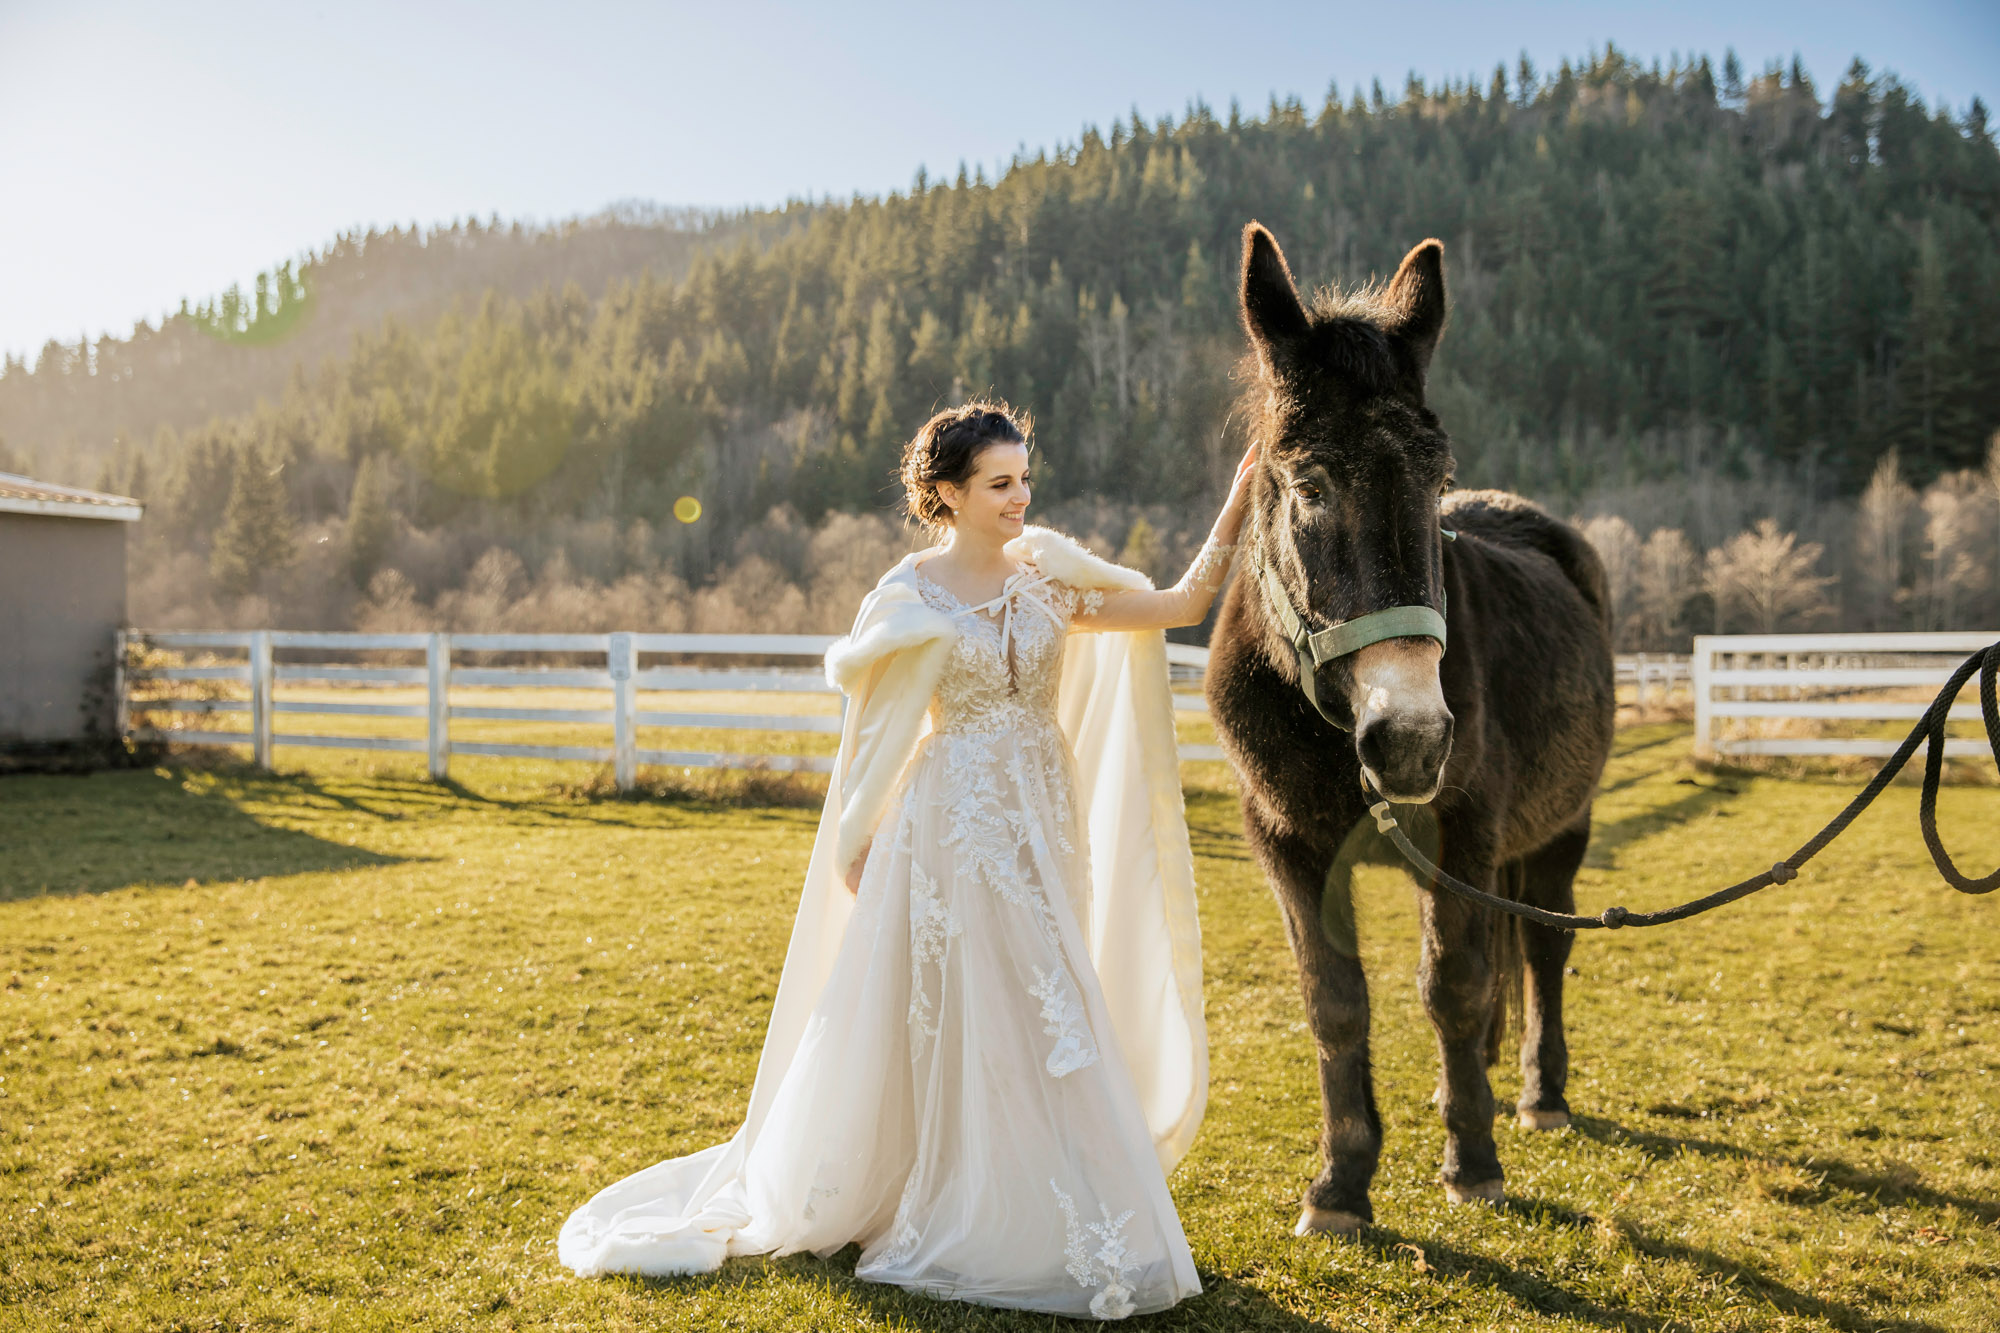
343,453,395,590
209,445,297,598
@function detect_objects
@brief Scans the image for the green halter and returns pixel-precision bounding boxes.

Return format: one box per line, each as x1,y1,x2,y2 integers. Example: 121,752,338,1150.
1252,533,1451,733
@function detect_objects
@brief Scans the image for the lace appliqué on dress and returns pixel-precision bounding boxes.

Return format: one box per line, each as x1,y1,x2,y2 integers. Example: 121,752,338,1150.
1070,584,1108,617
907,861,962,1058
876,1218,922,1268
802,1182,841,1222
913,561,1105,1082
874,1165,927,1266
1051,1179,1139,1319
1028,964,1097,1077
1185,536,1238,591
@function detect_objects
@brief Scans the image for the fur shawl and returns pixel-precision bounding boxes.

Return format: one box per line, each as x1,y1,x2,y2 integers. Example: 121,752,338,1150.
823,524,1154,693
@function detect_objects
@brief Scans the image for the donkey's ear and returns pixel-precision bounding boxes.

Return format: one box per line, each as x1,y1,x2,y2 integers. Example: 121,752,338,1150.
1240,222,1309,375
1384,238,1447,380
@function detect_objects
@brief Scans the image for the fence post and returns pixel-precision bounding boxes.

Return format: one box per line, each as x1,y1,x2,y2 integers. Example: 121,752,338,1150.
610,631,636,792
1691,637,1713,759
1634,652,1649,716
427,631,452,781
250,630,275,768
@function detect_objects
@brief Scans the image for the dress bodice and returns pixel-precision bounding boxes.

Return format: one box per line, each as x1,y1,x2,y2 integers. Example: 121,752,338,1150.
913,559,1105,736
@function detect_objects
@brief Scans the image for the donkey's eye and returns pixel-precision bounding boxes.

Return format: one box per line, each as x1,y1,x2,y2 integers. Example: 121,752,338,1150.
1293,481,1322,502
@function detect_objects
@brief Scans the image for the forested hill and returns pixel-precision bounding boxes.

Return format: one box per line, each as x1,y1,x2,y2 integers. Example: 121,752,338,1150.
0,203,805,459
4,49,1997,642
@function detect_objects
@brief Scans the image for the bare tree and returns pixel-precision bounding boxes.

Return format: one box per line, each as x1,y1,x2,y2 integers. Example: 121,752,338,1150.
1988,433,2000,622
1703,519,1835,633
439,547,529,630
1578,515,1642,650
804,510,919,631
1852,450,1917,631
356,569,427,633
692,554,809,635
1634,528,1698,650
1919,470,1992,630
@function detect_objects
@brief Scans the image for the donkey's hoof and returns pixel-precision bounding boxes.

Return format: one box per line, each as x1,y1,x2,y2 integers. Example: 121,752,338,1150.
1443,1178,1504,1205
1517,1107,1571,1131
1294,1205,1367,1237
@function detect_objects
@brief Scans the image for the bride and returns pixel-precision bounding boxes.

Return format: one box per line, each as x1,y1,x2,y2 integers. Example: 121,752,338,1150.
559,401,1255,1319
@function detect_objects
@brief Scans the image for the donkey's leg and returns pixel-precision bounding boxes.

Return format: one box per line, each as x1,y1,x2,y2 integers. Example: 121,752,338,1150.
1418,848,1504,1204
1254,822,1380,1236
1516,821,1588,1130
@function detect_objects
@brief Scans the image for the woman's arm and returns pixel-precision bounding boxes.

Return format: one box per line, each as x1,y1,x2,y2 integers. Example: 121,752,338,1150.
1072,442,1258,632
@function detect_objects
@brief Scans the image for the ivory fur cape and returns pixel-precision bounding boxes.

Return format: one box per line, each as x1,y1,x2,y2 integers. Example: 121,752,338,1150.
557,524,1206,1277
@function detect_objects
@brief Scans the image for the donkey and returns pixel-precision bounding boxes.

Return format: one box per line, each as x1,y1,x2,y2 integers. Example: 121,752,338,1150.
1205,223,1615,1235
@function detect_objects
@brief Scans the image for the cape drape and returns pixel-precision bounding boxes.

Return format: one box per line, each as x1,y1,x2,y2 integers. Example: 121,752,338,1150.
557,524,1206,1277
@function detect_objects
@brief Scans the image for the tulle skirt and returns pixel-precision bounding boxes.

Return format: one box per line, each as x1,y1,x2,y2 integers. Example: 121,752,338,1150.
557,716,1200,1319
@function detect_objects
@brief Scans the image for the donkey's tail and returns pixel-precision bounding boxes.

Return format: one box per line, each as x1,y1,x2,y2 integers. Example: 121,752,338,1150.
1484,860,1527,1067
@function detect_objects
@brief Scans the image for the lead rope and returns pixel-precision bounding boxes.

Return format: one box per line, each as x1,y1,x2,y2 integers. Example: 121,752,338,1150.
1366,641,2000,931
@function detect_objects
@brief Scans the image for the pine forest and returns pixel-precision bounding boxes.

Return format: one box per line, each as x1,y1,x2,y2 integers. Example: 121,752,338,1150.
4,48,1998,649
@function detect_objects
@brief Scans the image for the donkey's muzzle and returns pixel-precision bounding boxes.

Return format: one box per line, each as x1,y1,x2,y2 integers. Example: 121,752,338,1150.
1356,710,1454,804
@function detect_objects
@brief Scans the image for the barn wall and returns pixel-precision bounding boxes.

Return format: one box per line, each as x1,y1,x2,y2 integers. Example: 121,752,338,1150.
0,513,128,746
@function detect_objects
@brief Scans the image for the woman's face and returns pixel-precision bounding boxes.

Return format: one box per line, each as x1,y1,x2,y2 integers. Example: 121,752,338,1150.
938,441,1030,543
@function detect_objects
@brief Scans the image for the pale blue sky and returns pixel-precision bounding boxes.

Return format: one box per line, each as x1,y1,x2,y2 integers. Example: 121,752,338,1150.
1,0,1994,362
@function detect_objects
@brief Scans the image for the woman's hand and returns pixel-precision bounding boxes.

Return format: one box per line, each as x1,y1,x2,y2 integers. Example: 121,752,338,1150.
843,842,870,895
1218,440,1260,540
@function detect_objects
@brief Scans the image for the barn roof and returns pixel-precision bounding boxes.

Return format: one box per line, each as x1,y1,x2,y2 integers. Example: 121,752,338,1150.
0,473,143,522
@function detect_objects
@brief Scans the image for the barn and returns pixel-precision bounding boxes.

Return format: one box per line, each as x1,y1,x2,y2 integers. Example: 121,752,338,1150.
0,473,143,768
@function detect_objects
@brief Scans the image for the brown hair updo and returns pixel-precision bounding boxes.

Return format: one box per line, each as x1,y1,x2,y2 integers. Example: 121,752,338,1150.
899,400,1032,533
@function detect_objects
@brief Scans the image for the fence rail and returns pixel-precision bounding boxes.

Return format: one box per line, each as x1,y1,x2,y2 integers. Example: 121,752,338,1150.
119,629,1745,783
119,630,1228,784
1615,653,1691,711
1691,631,1996,760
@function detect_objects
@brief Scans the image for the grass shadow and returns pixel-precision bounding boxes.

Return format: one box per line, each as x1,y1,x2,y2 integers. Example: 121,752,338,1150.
1355,1223,1669,1331
1613,1219,1955,1333
1571,1116,2000,1225
0,766,409,901
256,769,818,841
1608,727,1688,760
1362,1206,1954,1333
1583,780,1741,869
614,1244,1336,1331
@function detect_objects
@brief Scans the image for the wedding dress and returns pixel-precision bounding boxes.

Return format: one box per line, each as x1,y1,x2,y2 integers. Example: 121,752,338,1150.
559,526,1212,1320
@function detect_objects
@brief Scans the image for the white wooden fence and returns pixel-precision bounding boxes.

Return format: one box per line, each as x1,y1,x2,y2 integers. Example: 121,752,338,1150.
118,630,1225,786
1692,632,1996,759
1616,653,1690,711
131,627,1937,779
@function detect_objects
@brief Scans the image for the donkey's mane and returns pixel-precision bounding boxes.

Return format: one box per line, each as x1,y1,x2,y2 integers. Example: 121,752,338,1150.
1239,278,1404,438
1305,279,1397,327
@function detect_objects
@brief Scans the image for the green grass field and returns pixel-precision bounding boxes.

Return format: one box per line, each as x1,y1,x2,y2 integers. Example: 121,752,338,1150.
2,725,1996,1331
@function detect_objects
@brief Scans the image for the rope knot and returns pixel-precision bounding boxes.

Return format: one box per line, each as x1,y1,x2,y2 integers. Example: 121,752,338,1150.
1769,862,1795,884
1599,905,1630,929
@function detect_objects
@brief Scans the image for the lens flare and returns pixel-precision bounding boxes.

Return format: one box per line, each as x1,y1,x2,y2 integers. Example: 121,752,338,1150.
673,496,702,523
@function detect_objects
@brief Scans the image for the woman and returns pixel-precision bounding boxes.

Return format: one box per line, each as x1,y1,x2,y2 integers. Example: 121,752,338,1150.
559,402,1255,1319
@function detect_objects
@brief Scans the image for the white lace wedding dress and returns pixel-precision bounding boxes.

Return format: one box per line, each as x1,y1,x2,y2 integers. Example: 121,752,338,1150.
558,557,1202,1319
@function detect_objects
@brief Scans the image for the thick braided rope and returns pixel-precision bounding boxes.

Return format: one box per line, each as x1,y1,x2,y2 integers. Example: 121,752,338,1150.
1370,642,2000,931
